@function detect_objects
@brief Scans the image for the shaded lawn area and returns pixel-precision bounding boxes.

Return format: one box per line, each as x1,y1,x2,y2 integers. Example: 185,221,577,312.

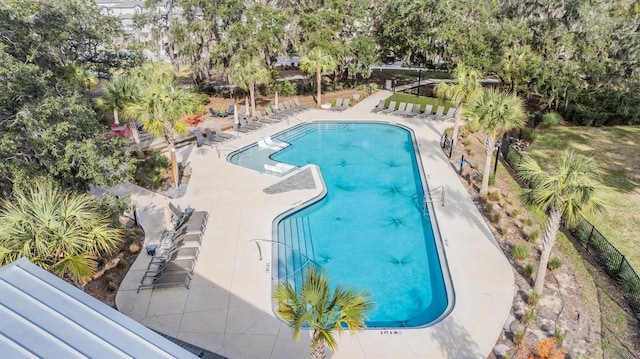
526,125,640,271
384,93,454,113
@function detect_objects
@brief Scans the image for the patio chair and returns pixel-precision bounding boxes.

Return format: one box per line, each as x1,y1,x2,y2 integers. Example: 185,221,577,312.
293,97,310,110
391,102,407,116
329,98,344,111
162,228,203,246
208,107,218,117
381,101,397,114
169,202,209,223
193,130,208,147
204,127,227,144
429,106,445,120
416,104,433,119
146,250,197,274
264,162,296,175
371,100,385,113
397,103,416,117
148,246,200,269
337,99,350,111
137,270,192,293
174,214,206,234
405,104,421,117
227,105,235,116
213,124,235,140
441,108,456,120
242,118,264,130
256,111,279,124
264,136,289,149
265,106,288,119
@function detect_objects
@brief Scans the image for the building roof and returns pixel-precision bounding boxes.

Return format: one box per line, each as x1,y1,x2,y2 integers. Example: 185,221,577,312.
0,258,195,358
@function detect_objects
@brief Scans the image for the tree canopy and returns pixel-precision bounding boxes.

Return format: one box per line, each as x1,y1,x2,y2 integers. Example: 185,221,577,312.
0,0,137,195
139,0,640,125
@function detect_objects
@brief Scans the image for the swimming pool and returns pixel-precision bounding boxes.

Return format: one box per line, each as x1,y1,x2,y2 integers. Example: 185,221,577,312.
231,122,452,328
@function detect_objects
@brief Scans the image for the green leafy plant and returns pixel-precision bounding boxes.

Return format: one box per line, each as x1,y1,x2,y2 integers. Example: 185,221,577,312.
527,291,540,306
541,112,562,127
510,209,520,218
522,128,537,141
488,190,501,201
524,263,535,278
521,309,535,325
548,257,563,271
527,230,540,243
553,328,566,346
511,244,530,261
523,218,533,226
491,212,502,223
513,330,526,346
488,173,496,186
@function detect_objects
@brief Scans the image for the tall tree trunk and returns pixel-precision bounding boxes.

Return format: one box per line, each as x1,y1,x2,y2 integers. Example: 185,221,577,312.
113,109,120,126
316,68,322,107
450,100,463,148
534,207,562,294
480,134,495,195
169,142,179,188
310,331,326,359
249,82,256,119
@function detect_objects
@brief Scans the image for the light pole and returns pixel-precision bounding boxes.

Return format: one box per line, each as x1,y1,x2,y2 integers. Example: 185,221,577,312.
416,69,422,96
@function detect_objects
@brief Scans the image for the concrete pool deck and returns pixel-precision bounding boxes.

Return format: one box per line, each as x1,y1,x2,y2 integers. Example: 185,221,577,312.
113,91,515,358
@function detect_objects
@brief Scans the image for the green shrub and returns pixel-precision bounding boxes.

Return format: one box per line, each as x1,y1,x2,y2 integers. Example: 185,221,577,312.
488,173,496,186
484,203,493,213
521,309,535,325
554,328,566,346
488,190,501,201
548,257,563,271
511,244,530,261
541,112,562,127
133,150,170,190
527,291,540,306
491,212,502,224
513,330,525,345
522,128,537,141
527,230,540,242
523,218,533,226
462,138,472,147
524,263,535,278
510,209,520,218
107,281,118,292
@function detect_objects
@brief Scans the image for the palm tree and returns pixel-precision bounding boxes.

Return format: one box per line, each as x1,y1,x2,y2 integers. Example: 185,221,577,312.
97,75,141,142
0,181,120,284
273,266,374,359
230,55,271,119
434,64,484,146
518,150,606,295
300,47,337,107
464,88,526,195
124,66,202,188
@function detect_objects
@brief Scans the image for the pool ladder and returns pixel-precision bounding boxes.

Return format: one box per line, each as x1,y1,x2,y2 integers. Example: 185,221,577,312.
423,186,445,214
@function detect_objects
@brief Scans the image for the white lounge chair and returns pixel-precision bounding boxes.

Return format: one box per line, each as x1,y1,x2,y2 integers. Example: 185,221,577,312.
264,136,289,149
264,163,296,174
429,106,445,120
416,104,433,119
441,108,456,120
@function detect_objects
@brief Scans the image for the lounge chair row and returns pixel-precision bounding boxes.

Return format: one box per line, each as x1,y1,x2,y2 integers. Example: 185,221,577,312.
328,98,350,112
371,100,455,120
137,203,209,292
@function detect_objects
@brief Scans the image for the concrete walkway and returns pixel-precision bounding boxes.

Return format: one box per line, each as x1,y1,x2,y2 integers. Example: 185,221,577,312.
114,91,515,358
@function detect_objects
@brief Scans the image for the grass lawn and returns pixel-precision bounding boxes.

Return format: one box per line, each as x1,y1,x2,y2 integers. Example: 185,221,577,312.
526,125,640,271
384,93,454,113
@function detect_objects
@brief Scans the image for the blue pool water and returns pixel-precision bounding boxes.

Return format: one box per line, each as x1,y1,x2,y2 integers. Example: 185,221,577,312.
233,122,450,327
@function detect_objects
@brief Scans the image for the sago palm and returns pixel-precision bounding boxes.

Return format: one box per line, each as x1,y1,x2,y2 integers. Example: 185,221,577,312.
273,266,374,359
0,181,120,284
230,55,271,119
124,66,202,187
464,88,526,195
518,150,606,295
434,64,484,146
300,47,337,107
